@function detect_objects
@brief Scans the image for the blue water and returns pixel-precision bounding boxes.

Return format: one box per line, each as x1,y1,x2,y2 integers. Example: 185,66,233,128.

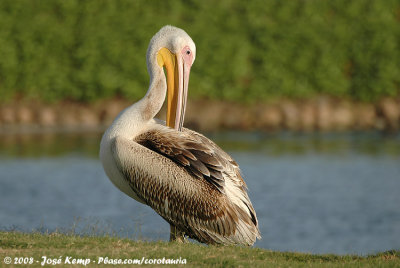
0,132,399,254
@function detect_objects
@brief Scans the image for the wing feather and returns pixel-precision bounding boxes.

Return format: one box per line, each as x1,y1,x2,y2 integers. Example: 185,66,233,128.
136,127,226,193
112,123,260,245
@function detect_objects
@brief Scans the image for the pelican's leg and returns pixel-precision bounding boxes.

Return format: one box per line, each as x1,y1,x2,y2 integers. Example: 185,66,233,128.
169,224,185,243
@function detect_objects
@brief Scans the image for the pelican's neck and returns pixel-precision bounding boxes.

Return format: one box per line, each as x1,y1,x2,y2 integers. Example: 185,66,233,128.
137,62,167,121
111,56,166,136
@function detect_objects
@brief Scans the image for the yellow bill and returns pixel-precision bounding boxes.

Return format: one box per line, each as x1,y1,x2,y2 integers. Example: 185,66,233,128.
157,47,189,131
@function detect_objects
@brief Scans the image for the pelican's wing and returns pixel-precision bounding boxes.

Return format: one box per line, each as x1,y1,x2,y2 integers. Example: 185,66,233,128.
182,127,247,187
136,126,226,193
111,124,260,245
181,128,260,235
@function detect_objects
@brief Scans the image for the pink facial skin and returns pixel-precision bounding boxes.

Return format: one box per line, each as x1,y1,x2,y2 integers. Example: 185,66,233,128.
181,45,194,67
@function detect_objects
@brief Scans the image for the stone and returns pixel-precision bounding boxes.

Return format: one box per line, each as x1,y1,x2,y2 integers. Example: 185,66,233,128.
58,107,80,127
331,102,353,130
99,99,130,125
38,107,57,126
281,101,299,130
0,106,16,124
185,100,224,132
79,108,100,127
355,104,376,129
16,106,34,124
316,97,333,131
299,103,316,131
256,104,282,130
379,98,400,129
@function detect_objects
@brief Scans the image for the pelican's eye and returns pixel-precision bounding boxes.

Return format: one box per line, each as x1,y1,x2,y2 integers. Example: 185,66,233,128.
181,45,194,66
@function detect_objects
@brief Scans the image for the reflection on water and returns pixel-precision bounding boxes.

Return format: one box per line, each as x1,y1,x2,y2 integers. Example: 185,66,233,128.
1,131,400,157
0,131,399,254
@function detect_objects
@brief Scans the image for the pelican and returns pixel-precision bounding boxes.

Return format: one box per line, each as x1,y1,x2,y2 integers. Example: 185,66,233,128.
100,25,260,245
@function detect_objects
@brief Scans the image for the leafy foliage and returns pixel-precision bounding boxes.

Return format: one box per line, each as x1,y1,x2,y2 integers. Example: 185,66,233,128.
0,0,399,102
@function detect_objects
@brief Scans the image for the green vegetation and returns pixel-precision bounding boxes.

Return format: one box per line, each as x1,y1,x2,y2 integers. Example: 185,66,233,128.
0,0,399,103
0,232,399,267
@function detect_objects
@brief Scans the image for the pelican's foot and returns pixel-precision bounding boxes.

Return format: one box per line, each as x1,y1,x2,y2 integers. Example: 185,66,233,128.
169,224,186,243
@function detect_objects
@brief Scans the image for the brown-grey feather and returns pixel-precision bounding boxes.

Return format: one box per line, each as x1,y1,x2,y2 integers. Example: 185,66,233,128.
136,129,227,194
112,126,260,245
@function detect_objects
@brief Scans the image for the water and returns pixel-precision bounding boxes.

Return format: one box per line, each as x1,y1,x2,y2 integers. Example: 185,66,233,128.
0,131,399,255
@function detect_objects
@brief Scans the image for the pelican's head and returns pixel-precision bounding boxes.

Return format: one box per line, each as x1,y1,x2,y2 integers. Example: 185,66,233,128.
147,25,196,131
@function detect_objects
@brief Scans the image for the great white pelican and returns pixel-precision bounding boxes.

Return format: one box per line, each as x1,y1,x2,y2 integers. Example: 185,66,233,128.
100,25,260,245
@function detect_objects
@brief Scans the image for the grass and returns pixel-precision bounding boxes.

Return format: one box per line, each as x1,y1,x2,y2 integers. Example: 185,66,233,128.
0,232,399,267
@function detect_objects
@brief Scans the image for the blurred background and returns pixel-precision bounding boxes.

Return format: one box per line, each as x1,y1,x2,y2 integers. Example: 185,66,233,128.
0,0,399,254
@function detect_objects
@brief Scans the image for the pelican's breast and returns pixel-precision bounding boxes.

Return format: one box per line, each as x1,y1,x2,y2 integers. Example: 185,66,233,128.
99,117,151,204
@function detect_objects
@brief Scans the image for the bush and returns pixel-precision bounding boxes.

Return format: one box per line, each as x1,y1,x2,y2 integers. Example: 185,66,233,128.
0,0,399,102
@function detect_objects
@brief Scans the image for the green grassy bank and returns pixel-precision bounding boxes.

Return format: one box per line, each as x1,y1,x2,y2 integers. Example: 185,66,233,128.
0,0,399,103
0,232,399,267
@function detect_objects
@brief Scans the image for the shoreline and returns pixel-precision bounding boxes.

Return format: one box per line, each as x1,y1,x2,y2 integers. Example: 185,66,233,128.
1,97,399,133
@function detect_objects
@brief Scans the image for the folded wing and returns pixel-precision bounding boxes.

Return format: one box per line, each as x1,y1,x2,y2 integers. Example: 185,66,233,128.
111,124,260,245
